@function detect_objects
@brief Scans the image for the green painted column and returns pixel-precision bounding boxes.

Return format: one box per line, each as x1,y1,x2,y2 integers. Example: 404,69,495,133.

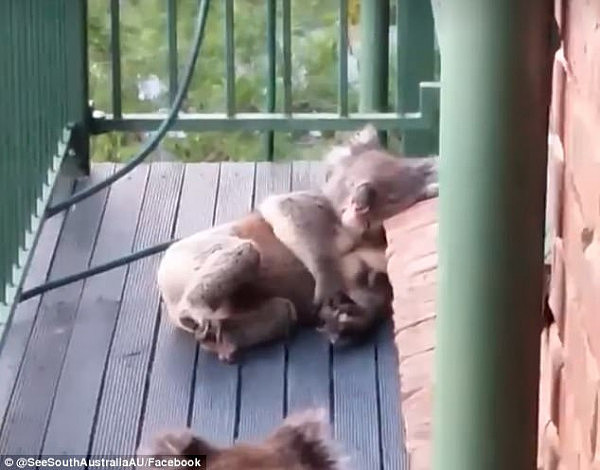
359,0,389,144
66,0,90,174
434,1,555,469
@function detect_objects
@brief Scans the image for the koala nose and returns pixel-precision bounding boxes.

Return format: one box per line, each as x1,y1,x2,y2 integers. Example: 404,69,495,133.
352,183,376,212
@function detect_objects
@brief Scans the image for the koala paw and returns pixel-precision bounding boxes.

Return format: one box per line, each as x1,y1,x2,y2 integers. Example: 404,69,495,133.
316,297,365,346
313,277,350,310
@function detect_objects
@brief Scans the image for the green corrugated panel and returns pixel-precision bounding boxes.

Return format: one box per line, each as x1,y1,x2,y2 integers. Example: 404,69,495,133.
0,0,88,324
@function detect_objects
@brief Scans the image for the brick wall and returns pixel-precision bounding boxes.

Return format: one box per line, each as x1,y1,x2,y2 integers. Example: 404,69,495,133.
539,0,600,468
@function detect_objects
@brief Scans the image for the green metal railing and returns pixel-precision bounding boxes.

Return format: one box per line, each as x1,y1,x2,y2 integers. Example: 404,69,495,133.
91,0,441,159
0,0,89,329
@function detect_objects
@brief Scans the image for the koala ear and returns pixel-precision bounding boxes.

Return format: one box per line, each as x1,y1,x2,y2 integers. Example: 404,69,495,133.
348,123,379,152
323,123,379,167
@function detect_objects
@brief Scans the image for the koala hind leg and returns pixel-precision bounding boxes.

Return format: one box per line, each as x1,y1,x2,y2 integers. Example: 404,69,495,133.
184,238,261,312
198,297,297,363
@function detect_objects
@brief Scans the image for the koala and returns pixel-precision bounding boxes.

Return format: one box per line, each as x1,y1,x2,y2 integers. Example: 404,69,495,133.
258,125,438,345
137,408,347,470
156,124,439,361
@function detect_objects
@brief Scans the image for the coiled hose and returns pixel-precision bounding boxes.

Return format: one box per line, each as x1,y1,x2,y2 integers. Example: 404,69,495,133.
19,0,211,302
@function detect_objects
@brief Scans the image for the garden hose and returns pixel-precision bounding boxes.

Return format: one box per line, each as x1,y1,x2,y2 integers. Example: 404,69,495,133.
18,0,211,302
46,0,210,217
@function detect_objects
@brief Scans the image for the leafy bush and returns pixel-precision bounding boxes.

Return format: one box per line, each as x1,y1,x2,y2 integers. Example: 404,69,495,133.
88,0,362,162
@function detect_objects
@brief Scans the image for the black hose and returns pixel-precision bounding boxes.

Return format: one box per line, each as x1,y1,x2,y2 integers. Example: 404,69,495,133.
45,0,211,218
18,0,211,303
19,239,179,302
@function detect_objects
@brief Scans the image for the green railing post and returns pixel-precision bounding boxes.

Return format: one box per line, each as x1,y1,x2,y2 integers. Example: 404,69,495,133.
434,1,555,469
66,0,90,175
359,0,389,145
263,0,277,161
396,0,437,155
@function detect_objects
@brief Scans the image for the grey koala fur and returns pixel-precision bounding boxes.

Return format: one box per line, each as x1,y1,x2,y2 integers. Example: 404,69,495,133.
156,124,438,362
138,408,348,470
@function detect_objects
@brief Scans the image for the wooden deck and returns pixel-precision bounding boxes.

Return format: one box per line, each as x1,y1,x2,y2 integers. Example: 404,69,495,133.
0,162,406,469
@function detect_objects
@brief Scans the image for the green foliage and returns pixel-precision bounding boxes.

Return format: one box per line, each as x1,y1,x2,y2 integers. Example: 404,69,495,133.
88,0,359,162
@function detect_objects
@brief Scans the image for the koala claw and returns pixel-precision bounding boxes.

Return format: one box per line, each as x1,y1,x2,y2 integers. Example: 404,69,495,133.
316,298,362,345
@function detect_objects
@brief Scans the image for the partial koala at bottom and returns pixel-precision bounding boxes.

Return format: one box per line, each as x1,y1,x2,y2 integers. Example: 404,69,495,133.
156,123,439,362
138,408,349,470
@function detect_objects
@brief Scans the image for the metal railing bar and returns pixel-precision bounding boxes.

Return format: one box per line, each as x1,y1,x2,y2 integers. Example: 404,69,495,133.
263,0,277,161
338,0,349,116
224,0,236,117
395,0,404,112
110,0,122,117
282,0,292,115
167,0,178,104
93,111,433,133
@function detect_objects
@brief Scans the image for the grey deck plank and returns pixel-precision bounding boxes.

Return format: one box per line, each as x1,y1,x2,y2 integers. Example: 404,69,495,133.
190,162,256,446
286,161,331,416
89,163,184,459
41,165,149,457
333,341,381,469
376,319,408,470
139,163,220,446
0,164,116,456
236,162,291,441
0,171,74,428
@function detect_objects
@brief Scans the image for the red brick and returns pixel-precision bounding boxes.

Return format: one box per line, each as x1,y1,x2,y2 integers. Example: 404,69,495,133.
405,252,438,279
540,420,561,470
559,369,570,447
384,198,438,233
540,327,553,465
563,0,600,111
399,349,434,402
549,237,566,337
395,316,435,361
581,343,600,460
547,134,566,238
386,223,438,263
549,323,565,425
562,96,600,225
555,0,564,33
592,392,600,463
409,446,431,470
403,386,433,455
549,54,566,136
392,301,436,331
562,211,600,360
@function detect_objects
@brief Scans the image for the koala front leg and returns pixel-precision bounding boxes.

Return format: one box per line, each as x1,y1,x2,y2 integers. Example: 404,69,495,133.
317,298,383,346
317,277,392,345
258,192,349,308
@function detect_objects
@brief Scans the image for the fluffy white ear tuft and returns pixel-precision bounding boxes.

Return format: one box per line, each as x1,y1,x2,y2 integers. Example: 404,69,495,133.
350,123,379,148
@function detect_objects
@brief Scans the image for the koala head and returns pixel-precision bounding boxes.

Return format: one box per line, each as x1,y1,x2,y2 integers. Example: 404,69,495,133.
322,124,439,233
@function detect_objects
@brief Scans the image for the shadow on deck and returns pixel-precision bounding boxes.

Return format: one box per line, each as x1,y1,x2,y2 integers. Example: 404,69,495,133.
0,162,405,469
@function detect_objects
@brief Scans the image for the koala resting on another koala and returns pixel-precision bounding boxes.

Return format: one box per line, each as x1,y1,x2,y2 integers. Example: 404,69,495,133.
137,408,347,470
156,124,439,362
